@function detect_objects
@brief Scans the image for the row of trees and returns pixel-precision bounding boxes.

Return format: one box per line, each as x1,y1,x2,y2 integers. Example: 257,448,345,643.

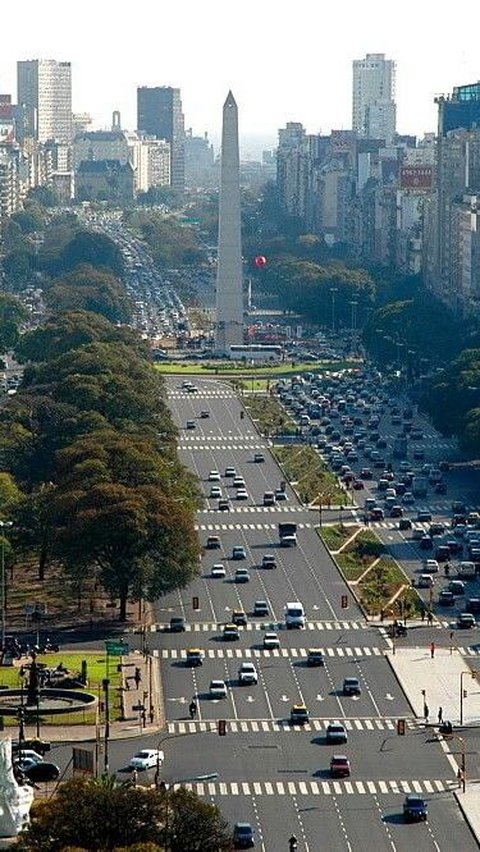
1,310,202,619
17,776,234,851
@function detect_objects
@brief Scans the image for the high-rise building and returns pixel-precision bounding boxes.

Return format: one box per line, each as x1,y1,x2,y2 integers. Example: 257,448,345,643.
17,59,72,145
215,91,244,353
136,86,184,193
352,53,396,144
436,81,480,137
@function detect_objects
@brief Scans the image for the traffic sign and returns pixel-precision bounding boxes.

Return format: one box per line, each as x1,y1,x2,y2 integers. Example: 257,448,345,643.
105,641,129,656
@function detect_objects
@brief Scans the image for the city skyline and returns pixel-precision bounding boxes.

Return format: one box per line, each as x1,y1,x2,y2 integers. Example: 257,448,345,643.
0,0,479,155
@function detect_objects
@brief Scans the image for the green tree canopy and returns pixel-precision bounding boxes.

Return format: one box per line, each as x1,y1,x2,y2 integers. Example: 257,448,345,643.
43,265,132,323
0,293,28,352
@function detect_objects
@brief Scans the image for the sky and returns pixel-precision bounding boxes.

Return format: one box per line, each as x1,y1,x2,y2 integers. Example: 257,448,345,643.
2,0,480,158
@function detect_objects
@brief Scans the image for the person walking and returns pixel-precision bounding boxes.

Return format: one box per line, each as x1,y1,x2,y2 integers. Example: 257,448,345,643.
438,707,443,724
424,703,429,722
134,667,142,689
427,610,433,626
430,641,435,659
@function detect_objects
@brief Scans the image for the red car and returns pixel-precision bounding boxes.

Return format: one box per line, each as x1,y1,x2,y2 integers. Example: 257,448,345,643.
330,755,351,778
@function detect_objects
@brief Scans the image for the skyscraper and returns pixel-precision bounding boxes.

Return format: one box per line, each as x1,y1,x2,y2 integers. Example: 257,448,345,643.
352,53,396,144
17,59,72,144
215,91,244,353
137,87,184,193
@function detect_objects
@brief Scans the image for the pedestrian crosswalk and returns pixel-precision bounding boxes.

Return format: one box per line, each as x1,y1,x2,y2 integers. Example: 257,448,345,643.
167,778,456,797
196,521,312,531
181,444,266,451
166,717,419,735
198,505,306,515
181,434,258,442
159,645,384,659
151,620,369,633
168,391,235,399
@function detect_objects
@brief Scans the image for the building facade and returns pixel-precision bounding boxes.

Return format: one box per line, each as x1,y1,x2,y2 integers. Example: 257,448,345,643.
17,59,72,145
137,86,184,193
352,53,396,145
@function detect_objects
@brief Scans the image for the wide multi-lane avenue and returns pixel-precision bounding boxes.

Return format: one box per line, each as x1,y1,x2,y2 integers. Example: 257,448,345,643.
131,376,478,851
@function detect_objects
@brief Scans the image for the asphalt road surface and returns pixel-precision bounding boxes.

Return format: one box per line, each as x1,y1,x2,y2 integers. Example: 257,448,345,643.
141,376,478,852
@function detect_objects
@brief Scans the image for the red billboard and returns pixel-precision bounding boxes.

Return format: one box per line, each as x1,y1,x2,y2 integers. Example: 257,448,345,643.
400,165,434,190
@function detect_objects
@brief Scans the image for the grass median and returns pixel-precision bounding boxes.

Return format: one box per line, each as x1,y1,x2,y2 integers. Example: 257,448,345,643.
273,446,346,505
244,395,296,435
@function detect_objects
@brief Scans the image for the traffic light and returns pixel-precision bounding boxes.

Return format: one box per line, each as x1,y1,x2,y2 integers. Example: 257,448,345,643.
192,596,200,611
341,594,348,609
218,719,226,736
463,689,468,698
397,718,406,736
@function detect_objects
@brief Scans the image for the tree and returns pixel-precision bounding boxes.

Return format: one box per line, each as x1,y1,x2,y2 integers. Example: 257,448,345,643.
43,265,132,324
0,293,28,353
16,776,233,852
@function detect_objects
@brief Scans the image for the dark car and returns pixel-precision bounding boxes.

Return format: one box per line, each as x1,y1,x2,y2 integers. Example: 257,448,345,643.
399,518,412,530
232,609,248,626
169,617,186,633
439,590,455,607
12,738,50,756
403,794,427,822
326,722,347,744
307,649,325,667
233,822,255,848
206,536,221,550
458,613,476,629
343,677,361,696
22,761,60,783
290,704,309,725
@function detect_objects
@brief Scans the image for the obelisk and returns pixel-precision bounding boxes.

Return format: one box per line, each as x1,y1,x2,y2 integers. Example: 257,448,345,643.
215,91,244,353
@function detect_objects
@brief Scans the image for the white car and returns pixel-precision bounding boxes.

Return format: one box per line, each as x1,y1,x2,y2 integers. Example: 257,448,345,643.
13,750,42,765
233,476,246,488
211,563,226,578
263,631,280,650
208,470,221,482
236,488,249,500
210,679,227,698
423,559,440,574
129,749,164,770
238,662,258,685
210,486,222,499
225,467,236,478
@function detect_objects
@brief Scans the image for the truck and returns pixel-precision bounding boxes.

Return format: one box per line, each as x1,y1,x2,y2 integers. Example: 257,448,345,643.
412,476,428,498
392,436,408,459
278,522,297,547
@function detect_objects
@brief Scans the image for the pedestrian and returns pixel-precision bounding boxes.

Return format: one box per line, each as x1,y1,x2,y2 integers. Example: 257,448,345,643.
134,667,142,689
427,610,433,626
380,609,384,623
132,769,138,788
149,707,154,725
438,707,443,724
430,641,435,659
424,703,429,722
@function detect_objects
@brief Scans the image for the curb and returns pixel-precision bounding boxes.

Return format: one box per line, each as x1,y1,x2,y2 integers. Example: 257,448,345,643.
453,789,480,847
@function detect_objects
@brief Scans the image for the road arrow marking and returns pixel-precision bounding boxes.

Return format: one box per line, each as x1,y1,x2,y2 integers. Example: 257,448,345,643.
385,693,395,701
316,694,324,701
280,695,289,702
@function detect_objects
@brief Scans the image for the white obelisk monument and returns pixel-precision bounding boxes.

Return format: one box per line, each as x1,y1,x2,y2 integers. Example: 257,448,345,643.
215,91,244,353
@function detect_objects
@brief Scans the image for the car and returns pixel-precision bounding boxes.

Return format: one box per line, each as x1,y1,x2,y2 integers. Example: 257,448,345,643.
169,616,187,632
185,648,204,667
206,535,221,550
436,545,451,562
370,507,384,521
330,755,351,778
403,794,428,822
253,600,269,617
352,480,364,490
423,559,439,573
402,492,415,505
238,662,258,685
225,467,236,478
429,522,446,536
12,739,50,756
326,722,348,744
233,476,246,488
458,613,476,629
218,499,230,511
253,453,265,463
233,822,255,848
417,510,432,522
420,535,434,550
275,489,288,501
13,749,43,764
210,679,227,698
235,568,250,583
449,580,466,596
417,574,434,589
129,749,164,770
290,704,309,725
263,491,276,506
232,609,248,625
220,620,239,640
263,631,280,650
200,410,210,418
262,554,277,569
232,546,246,560
236,488,249,500
439,590,455,606
211,563,226,578
399,518,413,530
343,677,361,696
20,760,60,783
360,468,373,479
434,481,447,494
186,420,196,430
390,505,403,518
208,470,221,481
307,649,325,667
466,597,480,614
210,486,222,499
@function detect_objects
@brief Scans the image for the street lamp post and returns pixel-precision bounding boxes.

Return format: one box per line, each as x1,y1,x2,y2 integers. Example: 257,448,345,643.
0,521,13,651
460,669,477,725
339,505,344,529
318,495,323,528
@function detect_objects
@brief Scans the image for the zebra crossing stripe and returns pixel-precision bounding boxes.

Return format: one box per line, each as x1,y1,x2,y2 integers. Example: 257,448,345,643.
159,645,382,659
165,717,420,735
172,778,455,797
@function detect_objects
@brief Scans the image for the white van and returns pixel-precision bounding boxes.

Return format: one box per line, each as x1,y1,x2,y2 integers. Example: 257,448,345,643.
285,602,305,629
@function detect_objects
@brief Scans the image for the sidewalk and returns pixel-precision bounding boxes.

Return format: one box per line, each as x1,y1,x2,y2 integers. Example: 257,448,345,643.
387,645,480,843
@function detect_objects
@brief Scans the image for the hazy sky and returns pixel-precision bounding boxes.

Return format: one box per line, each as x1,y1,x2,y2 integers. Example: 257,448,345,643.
2,0,480,156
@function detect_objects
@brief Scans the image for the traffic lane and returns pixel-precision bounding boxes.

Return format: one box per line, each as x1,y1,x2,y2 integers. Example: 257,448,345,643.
350,727,455,782
289,654,410,719
213,796,267,852
253,796,309,852
378,792,479,852
443,727,480,780
328,795,406,852
162,657,272,722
